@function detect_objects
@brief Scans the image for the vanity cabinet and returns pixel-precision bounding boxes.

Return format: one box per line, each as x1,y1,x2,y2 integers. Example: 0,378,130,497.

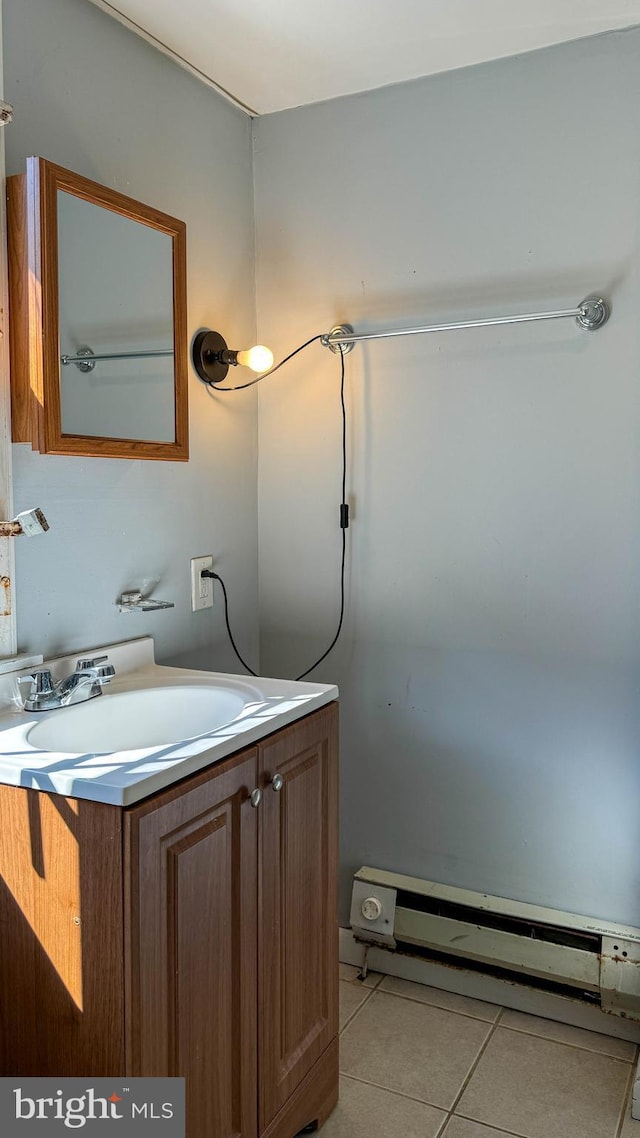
0,703,339,1138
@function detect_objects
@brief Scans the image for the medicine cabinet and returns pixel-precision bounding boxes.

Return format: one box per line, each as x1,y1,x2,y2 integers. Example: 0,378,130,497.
7,157,188,460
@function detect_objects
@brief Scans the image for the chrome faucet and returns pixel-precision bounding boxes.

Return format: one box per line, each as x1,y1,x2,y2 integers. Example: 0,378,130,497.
20,655,116,712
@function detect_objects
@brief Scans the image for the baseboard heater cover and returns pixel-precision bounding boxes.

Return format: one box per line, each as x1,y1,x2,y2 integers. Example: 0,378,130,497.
350,867,640,1021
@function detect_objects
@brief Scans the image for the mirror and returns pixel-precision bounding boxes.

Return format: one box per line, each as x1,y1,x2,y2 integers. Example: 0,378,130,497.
7,158,188,460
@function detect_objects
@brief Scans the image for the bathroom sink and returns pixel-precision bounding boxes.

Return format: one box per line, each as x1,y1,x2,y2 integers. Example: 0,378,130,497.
26,683,255,754
0,636,337,804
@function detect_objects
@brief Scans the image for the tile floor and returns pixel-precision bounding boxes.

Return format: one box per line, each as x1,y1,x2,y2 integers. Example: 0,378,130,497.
319,965,640,1138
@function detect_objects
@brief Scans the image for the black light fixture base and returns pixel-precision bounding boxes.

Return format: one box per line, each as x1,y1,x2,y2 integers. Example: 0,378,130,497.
192,329,231,385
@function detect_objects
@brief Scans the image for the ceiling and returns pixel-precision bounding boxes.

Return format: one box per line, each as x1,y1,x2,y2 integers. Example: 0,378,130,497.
89,0,640,115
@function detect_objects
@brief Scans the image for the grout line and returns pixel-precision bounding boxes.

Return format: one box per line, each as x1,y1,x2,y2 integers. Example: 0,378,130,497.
451,1111,530,1138
448,1007,504,1116
338,983,378,1035
371,984,502,1026
498,1024,633,1065
615,1060,637,1138
496,1022,636,1064
434,1112,450,1138
341,1071,535,1138
338,1071,449,1113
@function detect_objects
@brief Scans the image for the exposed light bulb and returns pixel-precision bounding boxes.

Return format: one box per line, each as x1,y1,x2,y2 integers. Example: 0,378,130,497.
236,344,274,373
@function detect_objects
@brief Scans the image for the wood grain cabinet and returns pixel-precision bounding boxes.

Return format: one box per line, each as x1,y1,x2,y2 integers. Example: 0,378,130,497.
0,703,339,1138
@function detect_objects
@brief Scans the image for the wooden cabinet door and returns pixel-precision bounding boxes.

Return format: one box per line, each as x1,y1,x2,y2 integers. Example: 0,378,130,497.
125,749,258,1138
258,704,339,1131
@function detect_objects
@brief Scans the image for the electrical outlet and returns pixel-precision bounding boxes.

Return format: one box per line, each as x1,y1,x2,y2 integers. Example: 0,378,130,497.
190,555,214,612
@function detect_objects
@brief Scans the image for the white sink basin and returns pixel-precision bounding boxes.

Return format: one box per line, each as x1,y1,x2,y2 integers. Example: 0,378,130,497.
26,683,256,753
0,637,338,805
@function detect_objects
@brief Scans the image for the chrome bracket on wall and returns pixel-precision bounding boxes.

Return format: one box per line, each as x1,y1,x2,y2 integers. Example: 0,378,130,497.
323,325,356,355
117,590,174,613
64,345,96,373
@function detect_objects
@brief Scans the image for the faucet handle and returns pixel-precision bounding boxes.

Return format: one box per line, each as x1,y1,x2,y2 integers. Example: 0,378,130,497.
75,655,115,689
75,654,109,672
26,668,55,695
17,667,54,707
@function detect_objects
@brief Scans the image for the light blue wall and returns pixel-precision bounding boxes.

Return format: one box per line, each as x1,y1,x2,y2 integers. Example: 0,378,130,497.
4,0,259,672
6,1,640,930
253,30,640,924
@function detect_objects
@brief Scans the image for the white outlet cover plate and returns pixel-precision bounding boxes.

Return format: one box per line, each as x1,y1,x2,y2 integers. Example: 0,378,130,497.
190,555,214,611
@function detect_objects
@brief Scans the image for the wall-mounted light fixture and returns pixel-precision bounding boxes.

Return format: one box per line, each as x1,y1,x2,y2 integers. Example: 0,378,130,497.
192,329,274,386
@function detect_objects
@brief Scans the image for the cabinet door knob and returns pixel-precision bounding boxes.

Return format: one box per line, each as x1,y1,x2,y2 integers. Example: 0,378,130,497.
271,773,284,792
250,788,262,808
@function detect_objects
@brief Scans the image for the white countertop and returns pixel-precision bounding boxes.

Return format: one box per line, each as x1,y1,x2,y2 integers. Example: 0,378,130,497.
0,637,338,806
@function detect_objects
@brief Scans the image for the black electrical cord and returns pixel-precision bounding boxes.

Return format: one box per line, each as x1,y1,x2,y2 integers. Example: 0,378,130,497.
203,343,348,681
296,347,347,681
206,333,324,392
202,569,258,676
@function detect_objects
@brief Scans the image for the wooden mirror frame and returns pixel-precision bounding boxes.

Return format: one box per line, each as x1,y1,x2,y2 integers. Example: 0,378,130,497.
7,157,189,460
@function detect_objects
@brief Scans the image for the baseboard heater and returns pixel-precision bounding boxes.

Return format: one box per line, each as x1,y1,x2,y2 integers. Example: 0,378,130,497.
350,866,640,1020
